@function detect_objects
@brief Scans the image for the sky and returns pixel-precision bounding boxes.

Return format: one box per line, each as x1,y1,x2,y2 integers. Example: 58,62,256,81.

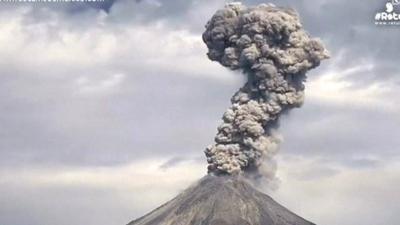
0,0,399,225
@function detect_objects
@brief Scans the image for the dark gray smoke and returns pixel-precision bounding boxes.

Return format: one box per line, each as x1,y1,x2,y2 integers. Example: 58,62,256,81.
203,3,329,178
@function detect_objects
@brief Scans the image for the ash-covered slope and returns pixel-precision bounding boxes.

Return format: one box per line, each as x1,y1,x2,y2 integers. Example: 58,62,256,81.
127,175,314,225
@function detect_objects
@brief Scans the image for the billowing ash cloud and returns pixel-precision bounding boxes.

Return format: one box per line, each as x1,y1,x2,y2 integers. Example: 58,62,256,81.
203,3,329,178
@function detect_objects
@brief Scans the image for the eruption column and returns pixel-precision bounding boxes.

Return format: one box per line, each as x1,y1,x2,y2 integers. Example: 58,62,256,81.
203,3,329,177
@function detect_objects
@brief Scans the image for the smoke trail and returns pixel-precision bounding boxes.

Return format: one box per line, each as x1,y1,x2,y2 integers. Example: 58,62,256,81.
203,3,328,178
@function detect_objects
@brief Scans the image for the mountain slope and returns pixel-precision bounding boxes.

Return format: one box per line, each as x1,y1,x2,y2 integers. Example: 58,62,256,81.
127,175,315,225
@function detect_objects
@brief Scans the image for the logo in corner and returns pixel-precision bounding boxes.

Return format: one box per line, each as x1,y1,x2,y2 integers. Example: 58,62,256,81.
375,0,400,25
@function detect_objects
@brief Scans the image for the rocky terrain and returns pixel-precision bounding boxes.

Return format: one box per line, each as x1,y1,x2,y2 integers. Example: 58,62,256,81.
127,175,314,225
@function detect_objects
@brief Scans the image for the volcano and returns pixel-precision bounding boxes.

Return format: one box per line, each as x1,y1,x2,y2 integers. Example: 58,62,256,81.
127,175,314,225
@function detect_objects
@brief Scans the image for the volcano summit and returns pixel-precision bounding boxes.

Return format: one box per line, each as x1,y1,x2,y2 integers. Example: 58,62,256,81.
128,175,314,225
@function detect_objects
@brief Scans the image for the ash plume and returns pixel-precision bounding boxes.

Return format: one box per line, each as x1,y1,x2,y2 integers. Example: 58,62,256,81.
203,3,329,178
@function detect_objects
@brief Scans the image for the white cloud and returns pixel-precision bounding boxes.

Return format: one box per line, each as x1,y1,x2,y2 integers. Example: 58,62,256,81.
0,159,204,191
273,155,400,225
0,159,205,225
308,52,399,112
75,73,125,94
0,7,232,81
